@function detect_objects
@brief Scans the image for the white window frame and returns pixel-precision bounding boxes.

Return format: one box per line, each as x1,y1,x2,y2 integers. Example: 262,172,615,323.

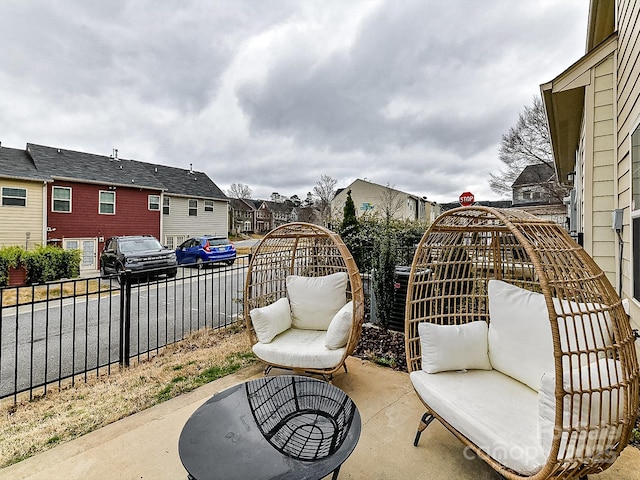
1,186,27,207
52,186,72,213
204,200,214,212
99,190,116,215
188,199,198,216
148,195,160,211
163,197,170,215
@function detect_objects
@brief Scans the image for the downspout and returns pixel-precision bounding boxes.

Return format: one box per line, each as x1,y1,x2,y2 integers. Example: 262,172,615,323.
42,181,48,247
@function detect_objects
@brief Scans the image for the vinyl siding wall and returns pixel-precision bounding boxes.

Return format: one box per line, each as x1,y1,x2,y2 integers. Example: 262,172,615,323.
162,196,228,244
616,0,640,330
0,178,44,249
590,56,617,283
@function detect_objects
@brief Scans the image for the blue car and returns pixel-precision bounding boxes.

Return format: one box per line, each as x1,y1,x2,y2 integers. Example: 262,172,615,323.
176,236,236,268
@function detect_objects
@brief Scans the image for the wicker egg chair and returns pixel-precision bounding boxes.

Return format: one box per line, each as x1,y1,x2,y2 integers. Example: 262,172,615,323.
245,222,364,380
405,206,639,480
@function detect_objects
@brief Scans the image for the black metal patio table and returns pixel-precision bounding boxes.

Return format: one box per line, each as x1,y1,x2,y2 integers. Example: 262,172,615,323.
178,375,361,480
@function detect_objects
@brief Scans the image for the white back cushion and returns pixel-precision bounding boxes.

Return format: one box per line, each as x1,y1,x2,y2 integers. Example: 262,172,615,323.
538,358,623,459
250,297,292,344
325,301,353,349
419,321,492,373
287,272,348,330
488,280,554,391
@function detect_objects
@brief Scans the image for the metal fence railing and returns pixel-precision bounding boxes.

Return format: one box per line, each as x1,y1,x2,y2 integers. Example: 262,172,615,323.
0,256,249,403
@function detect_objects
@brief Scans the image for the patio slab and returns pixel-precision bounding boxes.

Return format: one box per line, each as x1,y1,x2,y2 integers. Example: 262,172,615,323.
1,357,639,480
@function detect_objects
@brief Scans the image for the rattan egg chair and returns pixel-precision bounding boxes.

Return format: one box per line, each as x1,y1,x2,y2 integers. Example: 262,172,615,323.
245,222,364,380
405,206,639,480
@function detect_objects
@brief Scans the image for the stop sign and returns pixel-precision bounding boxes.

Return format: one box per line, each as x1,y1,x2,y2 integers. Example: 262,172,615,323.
459,191,475,206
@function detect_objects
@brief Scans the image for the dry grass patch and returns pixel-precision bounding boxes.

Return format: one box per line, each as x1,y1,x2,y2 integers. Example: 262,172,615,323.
0,324,255,467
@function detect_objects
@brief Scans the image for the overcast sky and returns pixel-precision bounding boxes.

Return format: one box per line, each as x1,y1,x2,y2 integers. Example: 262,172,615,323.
0,1,589,203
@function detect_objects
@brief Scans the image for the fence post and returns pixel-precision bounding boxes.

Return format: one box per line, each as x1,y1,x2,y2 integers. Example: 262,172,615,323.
119,271,132,368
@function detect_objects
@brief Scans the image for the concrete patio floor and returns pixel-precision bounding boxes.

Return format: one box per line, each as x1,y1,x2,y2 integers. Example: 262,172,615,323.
1,356,639,480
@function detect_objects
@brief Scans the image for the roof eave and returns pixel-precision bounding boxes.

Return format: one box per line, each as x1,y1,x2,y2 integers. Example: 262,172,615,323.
540,33,617,186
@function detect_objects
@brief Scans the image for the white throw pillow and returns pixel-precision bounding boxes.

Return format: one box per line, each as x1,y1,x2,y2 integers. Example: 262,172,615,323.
538,358,623,460
250,297,292,344
488,280,554,391
419,321,492,374
325,301,353,349
286,272,348,330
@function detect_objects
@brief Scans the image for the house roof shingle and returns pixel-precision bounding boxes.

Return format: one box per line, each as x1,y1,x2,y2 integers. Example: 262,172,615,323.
25,143,228,200
512,164,556,187
0,145,50,182
138,162,228,200
27,143,164,190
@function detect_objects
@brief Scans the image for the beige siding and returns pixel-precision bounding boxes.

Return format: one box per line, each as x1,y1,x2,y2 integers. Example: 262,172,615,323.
162,196,228,244
332,179,425,222
617,0,640,336
0,179,44,249
588,58,616,280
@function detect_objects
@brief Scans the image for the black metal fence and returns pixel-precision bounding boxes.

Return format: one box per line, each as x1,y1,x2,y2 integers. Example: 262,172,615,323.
0,257,249,403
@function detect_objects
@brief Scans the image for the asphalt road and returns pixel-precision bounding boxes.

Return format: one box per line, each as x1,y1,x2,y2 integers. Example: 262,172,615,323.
0,266,246,399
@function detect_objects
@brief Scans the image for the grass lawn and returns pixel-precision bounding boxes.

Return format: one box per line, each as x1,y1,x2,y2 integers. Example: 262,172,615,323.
0,323,255,467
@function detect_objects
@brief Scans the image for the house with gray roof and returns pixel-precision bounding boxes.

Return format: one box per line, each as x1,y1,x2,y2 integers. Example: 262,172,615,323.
139,162,229,249
0,145,51,249
21,143,228,272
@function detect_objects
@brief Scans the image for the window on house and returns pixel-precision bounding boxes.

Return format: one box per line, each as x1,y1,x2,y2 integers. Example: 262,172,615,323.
52,186,71,212
149,195,160,211
189,199,198,216
1,187,27,206
165,236,174,249
204,200,214,212
522,191,531,200
99,191,115,214
163,197,170,215
533,192,541,200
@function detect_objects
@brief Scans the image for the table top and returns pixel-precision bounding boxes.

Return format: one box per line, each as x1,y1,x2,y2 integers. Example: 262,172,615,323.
178,375,361,480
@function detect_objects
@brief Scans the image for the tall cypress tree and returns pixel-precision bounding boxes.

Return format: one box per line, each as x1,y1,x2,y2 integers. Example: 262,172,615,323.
340,190,358,234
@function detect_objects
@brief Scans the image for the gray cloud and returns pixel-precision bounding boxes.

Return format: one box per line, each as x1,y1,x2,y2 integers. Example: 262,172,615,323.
0,0,589,203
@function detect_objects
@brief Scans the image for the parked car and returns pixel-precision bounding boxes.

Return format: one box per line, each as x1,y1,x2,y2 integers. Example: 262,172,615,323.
100,235,178,278
176,236,236,268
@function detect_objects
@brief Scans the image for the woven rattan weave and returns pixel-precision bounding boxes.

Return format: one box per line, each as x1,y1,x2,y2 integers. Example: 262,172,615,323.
245,222,364,378
405,206,639,479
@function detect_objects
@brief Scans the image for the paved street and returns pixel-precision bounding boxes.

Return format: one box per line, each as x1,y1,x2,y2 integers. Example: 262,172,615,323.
0,266,246,399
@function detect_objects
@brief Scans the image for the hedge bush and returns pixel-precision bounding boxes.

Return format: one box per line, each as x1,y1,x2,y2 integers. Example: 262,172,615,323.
0,245,81,287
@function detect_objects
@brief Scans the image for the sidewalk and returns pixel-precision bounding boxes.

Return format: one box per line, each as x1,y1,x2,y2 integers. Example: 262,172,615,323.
2,357,639,480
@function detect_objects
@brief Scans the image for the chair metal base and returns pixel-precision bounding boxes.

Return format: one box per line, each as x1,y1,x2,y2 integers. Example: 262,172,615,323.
413,412,436,446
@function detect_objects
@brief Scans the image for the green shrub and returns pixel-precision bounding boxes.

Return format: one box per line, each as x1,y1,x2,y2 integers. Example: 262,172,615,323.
0,245,81,287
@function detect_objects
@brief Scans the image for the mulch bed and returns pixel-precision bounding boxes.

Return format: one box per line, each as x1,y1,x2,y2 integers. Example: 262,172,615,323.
353,323,407,372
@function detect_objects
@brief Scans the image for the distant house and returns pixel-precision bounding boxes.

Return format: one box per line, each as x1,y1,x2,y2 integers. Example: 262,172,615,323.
141,163,229,249
0,145,50,250
229,198,256,234
332,179,440,223
23,143,228,272
252,200,272,233
511,164,566,206
511,164,568,228
265,200,298,228
27,143,165,272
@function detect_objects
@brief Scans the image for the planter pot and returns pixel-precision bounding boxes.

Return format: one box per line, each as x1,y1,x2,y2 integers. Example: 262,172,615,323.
8,266,27,287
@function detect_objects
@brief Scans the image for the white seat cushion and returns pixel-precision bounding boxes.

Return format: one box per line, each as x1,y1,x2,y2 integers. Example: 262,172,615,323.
488,280,554,391
252,328,345,369
250,297,292,344
286,272,348,330
419,321,492,374
410,370,545,476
